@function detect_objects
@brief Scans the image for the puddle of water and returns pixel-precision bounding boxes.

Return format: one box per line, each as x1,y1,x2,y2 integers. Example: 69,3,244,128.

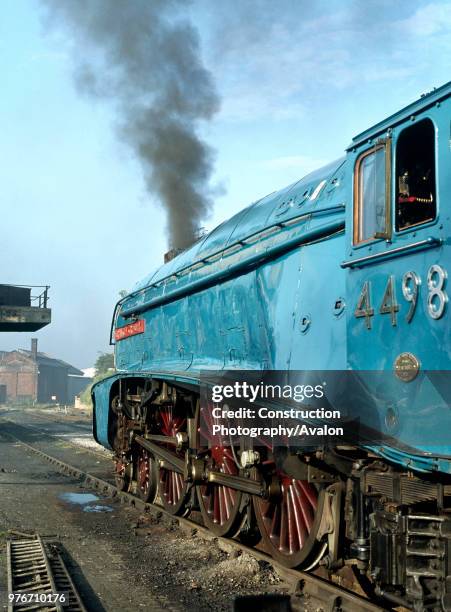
59,492,99,505
59,492,114,513
83,504,113,513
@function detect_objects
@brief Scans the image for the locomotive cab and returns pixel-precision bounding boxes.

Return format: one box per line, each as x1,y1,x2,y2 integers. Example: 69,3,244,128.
352,117,437,246
338,84,451,609
342,84,451,468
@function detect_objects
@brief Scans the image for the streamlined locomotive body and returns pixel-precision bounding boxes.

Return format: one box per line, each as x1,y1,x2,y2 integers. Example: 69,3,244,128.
93,82,451,610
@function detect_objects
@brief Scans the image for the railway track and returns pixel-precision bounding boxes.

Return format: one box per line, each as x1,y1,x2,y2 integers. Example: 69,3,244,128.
1,423,389,612
6,533,87,612
0,409,110,459
1,408,92,429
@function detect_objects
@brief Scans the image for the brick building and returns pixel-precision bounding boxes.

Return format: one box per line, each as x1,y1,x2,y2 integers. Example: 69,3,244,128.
0,339,90,405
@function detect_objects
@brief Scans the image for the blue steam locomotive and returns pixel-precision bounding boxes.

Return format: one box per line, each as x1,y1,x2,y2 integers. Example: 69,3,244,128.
93,82,451,610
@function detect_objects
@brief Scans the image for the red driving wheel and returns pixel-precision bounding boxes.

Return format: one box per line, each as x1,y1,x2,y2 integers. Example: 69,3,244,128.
157,405,189,515
253,459,324,568
196,404,244,536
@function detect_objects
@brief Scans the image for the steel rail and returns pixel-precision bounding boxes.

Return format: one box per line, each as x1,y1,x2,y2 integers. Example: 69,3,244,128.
0,411,111,460
6,533,86,612
2,426,388,612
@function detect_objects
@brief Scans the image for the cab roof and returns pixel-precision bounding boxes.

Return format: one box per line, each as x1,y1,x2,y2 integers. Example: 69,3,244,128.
348,80,451,150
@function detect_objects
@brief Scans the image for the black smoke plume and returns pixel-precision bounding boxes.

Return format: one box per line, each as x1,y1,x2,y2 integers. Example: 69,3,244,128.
40,0,219,250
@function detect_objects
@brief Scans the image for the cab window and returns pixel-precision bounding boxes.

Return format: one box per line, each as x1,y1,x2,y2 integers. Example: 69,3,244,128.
396,118,436,231
353,141,390,245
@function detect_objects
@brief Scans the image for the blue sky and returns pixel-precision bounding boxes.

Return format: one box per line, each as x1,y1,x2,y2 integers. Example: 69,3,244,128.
1,0,451,368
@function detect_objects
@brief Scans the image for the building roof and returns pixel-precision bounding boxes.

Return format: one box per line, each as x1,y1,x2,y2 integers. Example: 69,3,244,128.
17,349,83,376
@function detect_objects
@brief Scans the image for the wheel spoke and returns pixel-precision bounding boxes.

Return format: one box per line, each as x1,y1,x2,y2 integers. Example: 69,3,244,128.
213,486,220,523
286,488,296,554
222,485,230,521
269,502,279,540
298,480,317,510
291,482,310,532
279,485,288,552
223,455,235,473
290,482,307,548
293,482,314,532
223,485,235,511
165,472,170,499
220,486,227,524
177,473,183,500
171,472,177,505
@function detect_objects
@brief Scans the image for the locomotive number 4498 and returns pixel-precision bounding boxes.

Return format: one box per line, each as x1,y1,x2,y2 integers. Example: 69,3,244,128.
355,265,448,329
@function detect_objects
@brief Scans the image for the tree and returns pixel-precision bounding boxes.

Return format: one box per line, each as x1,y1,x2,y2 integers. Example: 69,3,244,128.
94,352,114,376
80,352,115,408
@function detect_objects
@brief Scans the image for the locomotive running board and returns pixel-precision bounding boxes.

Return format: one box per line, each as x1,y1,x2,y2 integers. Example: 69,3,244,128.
340,236,441,268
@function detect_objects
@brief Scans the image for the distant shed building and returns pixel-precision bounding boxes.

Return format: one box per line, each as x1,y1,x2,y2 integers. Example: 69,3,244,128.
67,374,94,401
0,339,92,405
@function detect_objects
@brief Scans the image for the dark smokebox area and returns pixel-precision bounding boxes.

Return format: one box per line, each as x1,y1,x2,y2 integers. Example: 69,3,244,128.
40,0,220,250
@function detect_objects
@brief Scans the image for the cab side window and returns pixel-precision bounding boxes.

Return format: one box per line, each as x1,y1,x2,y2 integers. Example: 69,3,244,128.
396,119,436,231
353,141,390,244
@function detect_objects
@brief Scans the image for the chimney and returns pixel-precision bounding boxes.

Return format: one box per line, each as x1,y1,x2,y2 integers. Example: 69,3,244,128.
164,248,182,263
31,338,38,361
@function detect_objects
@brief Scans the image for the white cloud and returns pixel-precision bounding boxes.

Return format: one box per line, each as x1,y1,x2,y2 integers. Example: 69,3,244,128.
397,2,451,36
203,1,451,123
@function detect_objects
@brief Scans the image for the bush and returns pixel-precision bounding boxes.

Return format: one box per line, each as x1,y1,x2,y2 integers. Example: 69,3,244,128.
78,351,115,408
80,372,111,408
95,352,114,376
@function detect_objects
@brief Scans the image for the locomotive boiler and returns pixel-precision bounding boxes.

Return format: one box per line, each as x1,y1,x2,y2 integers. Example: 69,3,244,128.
92,82,451,610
